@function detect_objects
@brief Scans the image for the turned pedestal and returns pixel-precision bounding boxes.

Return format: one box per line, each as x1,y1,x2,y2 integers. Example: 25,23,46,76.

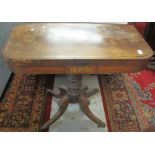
42,74,105,130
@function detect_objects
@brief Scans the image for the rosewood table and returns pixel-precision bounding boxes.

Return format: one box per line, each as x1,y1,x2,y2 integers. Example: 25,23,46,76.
3,23,153,130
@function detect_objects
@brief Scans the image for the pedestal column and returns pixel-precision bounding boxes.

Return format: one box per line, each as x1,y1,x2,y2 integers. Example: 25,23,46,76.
67,74,82,103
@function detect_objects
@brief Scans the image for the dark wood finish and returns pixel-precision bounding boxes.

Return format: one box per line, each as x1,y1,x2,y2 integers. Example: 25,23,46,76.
3,23,153,74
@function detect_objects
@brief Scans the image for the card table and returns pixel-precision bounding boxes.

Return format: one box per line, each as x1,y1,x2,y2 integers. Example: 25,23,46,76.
3,23,153,130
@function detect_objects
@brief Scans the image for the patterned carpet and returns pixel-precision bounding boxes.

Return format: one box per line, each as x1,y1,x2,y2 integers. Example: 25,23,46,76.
0,69,155,131
99,69,155,131
0,74,51,131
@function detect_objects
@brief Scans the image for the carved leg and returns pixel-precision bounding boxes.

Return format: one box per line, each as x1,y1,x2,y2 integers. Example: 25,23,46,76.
46,87,67,98
83,88,99,97
78,95,105,127
42,74,105,130
80,85,88,92
42,95,70,130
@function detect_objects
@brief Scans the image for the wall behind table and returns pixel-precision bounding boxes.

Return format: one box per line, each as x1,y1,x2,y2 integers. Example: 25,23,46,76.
0,22,19,97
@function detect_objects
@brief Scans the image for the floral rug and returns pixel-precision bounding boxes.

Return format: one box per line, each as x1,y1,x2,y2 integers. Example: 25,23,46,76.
0,74,51,131
99,69,155,131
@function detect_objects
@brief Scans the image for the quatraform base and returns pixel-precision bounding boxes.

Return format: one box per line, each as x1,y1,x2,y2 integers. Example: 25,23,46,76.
42,75,105,130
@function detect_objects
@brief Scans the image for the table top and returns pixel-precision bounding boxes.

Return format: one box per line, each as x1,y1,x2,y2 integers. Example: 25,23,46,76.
3,23,153,60
3,23,153,74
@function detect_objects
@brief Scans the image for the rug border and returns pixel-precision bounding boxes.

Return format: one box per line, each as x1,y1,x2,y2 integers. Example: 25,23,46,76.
122,73,150,131
98,75,112,132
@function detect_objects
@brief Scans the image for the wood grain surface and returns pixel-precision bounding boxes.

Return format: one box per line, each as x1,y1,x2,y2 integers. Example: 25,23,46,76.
3,23,153,74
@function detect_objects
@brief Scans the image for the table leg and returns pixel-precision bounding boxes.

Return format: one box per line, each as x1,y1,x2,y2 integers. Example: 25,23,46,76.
42,95,70,130
79,95,105,127
46,87,67,98
42,74,105,130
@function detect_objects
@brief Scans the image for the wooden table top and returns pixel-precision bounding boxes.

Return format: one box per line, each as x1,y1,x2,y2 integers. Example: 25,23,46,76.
3,23,153,74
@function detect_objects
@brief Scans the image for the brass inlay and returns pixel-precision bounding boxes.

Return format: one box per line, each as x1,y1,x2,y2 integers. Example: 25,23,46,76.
66,66,96,74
